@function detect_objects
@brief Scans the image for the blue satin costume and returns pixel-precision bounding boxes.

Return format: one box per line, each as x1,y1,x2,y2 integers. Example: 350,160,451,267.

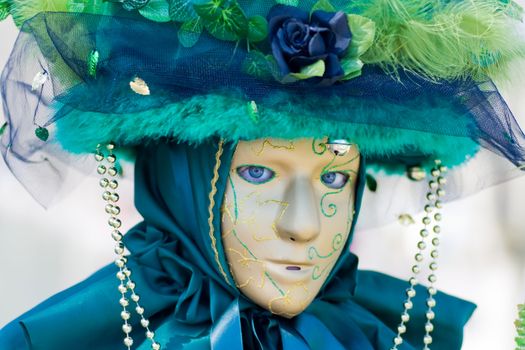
0,140,475,349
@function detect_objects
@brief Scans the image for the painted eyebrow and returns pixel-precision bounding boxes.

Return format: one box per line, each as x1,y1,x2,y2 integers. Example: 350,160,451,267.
249,139,296,156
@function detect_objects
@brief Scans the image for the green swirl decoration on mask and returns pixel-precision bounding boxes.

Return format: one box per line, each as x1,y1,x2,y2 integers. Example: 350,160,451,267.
312,264,331,280
309,233,344,280
311,138,327,155
322,153,360,174
308,233,343,259
320,187,344,217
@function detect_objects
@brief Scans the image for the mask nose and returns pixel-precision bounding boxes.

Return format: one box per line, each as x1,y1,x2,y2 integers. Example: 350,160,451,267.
276,176,321,243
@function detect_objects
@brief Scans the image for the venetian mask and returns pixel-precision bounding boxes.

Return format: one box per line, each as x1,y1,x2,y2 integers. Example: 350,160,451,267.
221,138,360,318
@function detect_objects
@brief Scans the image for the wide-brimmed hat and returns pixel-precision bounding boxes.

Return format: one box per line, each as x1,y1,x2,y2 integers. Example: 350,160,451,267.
1,0,524,207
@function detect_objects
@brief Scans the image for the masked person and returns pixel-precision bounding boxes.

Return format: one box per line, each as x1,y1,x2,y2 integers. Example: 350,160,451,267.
0,1,524,349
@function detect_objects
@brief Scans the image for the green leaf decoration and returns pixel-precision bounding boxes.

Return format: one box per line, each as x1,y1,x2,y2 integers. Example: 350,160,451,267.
346,14,376,58
0,121,7,136
193,0,225,20
275,0,298,6
365,173,377,192
178,17,203,47
288,59,325,80
168,0,197,22
138,0,171,22
195,0,248,41
247,16,268,43
35,127,49,142
122,0,151,10
338,14,375,81
66,0,116,15
264,55,281,77
311,0,335,14
340,57,363,80
0,1,10,20
242,51,274,79
87,49,99,78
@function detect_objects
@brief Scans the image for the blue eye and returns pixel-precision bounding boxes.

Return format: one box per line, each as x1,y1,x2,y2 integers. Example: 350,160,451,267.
321,172,349,189
237,165,276,184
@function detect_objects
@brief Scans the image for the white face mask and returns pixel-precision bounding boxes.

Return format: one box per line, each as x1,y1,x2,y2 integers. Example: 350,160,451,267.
221,138,360,318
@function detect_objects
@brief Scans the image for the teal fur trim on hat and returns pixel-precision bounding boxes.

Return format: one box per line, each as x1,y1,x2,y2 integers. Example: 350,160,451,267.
55,92,478,170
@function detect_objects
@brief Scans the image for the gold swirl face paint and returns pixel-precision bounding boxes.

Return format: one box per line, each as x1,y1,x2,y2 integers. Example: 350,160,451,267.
221,138,360,318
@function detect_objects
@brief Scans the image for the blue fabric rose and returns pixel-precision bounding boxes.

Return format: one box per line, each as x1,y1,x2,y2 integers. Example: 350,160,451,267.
267,4,352,84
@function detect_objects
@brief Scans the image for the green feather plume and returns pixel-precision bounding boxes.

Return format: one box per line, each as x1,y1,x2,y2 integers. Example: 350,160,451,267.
350,0,525,81
0,0,10,21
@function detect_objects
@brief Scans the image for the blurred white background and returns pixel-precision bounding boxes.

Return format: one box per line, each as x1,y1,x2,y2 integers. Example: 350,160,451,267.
1,13,525,350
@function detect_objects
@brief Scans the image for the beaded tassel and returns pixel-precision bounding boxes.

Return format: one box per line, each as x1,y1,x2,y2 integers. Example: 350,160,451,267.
391,160,447,350
95,143,161,350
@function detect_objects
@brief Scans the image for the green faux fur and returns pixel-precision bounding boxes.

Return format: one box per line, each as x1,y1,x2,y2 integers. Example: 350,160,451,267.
56,92,479,171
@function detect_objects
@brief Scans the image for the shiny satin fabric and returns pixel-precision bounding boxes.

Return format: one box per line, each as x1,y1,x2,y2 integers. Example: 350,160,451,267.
0,140,475,349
